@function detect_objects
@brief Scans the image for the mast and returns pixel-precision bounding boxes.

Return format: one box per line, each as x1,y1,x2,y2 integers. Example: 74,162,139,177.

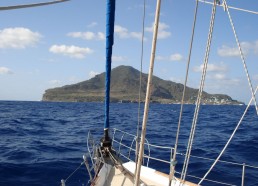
102,0,116,148
134,0,161,185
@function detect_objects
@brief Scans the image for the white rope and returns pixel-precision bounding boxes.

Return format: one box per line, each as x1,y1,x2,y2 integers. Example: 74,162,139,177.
181,0,217,181
198,0,258,15
169,0,199,184
198,86,258,185
222,0,258,115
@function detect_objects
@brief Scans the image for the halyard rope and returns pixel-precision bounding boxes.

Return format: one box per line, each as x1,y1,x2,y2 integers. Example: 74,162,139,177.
181,0,218,182
136,0,146,170
198,86,258,185
169,0,199,184
221,0,258,115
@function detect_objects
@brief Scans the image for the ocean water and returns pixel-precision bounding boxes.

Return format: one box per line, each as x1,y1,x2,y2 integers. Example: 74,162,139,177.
0,101,258,186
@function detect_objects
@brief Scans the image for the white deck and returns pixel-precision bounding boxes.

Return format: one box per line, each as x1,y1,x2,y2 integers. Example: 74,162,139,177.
93,161,197,186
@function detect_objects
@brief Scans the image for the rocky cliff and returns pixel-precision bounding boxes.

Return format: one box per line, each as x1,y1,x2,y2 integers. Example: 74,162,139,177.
42,65,243,105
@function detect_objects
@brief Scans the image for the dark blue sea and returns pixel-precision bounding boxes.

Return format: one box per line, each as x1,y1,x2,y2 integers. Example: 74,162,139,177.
0,101,258,186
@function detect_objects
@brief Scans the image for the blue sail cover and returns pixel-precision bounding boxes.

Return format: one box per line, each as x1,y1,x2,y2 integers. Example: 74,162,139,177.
104,0,116,130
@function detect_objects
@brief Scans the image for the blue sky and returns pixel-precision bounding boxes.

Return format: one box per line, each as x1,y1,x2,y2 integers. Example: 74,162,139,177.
0,0,257,103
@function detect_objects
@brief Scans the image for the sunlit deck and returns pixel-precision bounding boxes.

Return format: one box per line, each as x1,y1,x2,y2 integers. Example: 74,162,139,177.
93,161,197,186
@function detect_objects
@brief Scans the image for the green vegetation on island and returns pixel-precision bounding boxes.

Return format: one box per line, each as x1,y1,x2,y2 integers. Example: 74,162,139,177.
42,65,243,105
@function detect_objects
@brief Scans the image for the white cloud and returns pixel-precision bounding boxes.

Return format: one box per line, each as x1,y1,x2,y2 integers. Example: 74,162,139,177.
97,32,105,40
0,27,41,49
203,70,241,86
145,22,171,39
0,67,13,74
114,25,145,41
208,74,240,85
87,22,98,28
130,32,143,40
158,22,171,39
241,41,252,50
89,71,99,78
204,77,241,97
67,31,104,40
49,80,62,85
226,78,240,85
156,53,183,62
218,45,239,57
49,45,93,59
115,25,129,38
158,31,171,39
218,41,255,57
169,53,183,61
193,63,227,73
112,55,127,62
212,73,226,80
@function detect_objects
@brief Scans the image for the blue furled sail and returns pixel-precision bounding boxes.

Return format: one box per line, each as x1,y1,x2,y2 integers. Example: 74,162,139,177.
103,0,116,146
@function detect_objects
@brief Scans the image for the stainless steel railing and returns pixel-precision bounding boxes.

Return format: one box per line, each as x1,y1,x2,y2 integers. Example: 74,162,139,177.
110,128,258,186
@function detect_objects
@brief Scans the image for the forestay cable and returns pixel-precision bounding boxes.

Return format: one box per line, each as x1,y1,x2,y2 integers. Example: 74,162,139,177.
181,0,218,181
168,0,199,184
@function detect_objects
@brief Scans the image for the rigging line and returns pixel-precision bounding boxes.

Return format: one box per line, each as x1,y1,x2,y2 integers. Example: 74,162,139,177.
63,160,85,184
198,0,258,15
181,0,217,182
0,0,69,11
168,0,199,184
222,0,258,115
198,86,258,185
135,0,146,170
